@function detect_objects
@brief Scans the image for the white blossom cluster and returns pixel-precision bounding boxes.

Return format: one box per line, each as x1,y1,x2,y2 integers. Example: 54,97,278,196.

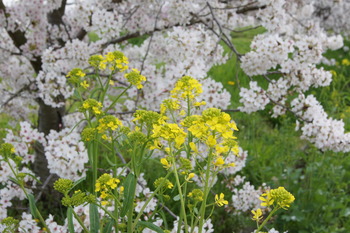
292,94,350,152
227,145,248,169
239,81,270,113
45,128,88,180
230,179,268,213
4,122,45,164
171,217,214,233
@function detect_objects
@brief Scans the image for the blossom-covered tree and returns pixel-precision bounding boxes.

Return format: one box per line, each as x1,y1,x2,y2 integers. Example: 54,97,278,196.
0,0,349,232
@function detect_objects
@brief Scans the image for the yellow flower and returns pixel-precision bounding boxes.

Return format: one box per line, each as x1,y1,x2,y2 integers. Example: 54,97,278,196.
101,200,109,206
194,101,206,107
341,58,350,66
260,192,274,207
187,189,204,202
269,187,295,210
189,142,198,153
185,173,195,182
171,76,203,100
160,158,172,170
125,68,147,89
251,208,263,221
228,81,235,86
80,81,89,89
213,156,225,167
215,193,228,207
206,135,217,147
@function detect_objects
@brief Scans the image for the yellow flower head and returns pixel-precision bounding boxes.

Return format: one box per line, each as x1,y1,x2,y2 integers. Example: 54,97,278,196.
160,99,181,114
215,193,228,207
151,123,187,149
269,187,295,210
259,191,274,207
80,99,103,116
125,69,147,89
187,189,204,202
171,76,203,100
97,115,123,133
154,177,174,190
160,158,172,170
251,208,263,221
341,58,350,66
95,173,120,194
213,155,226,168
185,173,195,182
80,80,89,89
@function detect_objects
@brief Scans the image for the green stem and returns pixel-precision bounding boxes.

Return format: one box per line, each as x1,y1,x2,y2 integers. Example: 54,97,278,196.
198,150,214,233
8,162,52,233
256,207,279,232
100,72,114,105
92,140,98,195
172,158,189,233
72,209,91,233
95,203,119,223
105,85,132,112
111,140,119,232
132,172,172,231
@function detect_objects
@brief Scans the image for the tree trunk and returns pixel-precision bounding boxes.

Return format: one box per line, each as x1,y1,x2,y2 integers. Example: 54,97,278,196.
33,98,65,203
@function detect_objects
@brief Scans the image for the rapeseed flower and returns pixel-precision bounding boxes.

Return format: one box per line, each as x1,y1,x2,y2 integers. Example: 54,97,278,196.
215,193,228,207
251,208,263,221
171,76,203,100
125,68,146,89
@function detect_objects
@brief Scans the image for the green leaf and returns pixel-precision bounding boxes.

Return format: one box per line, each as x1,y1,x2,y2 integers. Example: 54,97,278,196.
103,218,114,233
71,177,86,191
28,194,39,219
23,172,42,184
89,203,100,233
120,173,136,217
173,194,180,201
137,221,164,233
67,207,75,233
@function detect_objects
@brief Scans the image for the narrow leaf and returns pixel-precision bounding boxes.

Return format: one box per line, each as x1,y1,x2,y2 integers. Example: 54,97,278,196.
23,172,42,184
71,177,86,191
120,173,136,217
28,193,38,219
89,203,100,233
67,207,75,233
137,221,164,233
103,218,114,233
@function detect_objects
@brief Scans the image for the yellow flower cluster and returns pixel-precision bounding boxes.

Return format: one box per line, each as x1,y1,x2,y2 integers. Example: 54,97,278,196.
152,123,187,149
160,99,181,114
66,68,87,87
0,143,16,156
89,51,129,72
61,190,95,207
154,177,174,190
171,76,203,100
95,173,121,206
260,187,295,210
81,99,103,115
132,110,166,130
187,189,204,202
124,68,147,89
81,127,97,142
97,115,123,133
184,108,239,168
